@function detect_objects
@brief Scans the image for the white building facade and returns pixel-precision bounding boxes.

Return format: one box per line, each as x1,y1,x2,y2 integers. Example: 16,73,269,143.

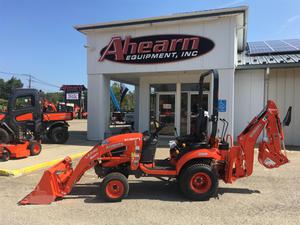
75,6,300,146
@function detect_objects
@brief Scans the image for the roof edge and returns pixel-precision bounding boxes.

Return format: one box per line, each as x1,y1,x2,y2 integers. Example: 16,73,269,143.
74,6,248,32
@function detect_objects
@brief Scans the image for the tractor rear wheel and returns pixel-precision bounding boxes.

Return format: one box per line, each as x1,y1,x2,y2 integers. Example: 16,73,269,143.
100,172,129,202
28,141,42,156
49,126,69,144
179,163,218,201
0,128,10,144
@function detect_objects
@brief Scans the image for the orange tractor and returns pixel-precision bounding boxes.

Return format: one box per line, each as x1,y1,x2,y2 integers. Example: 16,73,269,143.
19,70,290,204
0,89,73,161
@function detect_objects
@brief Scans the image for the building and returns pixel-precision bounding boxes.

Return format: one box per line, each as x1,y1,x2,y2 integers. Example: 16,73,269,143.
75,6,300,146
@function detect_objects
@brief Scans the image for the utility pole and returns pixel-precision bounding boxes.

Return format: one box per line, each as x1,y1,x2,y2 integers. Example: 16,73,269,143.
22,74,32,88
28,75,32,88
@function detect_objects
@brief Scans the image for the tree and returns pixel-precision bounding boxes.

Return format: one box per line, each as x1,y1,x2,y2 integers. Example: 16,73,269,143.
0,76,23,100
43,92,64,104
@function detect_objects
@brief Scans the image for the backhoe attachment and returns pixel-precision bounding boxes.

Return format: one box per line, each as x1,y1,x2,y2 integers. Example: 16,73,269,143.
225,100,289,183
257,101,289,169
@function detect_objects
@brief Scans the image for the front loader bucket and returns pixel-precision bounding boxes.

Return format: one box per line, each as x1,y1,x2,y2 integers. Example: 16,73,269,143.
19,157,73,205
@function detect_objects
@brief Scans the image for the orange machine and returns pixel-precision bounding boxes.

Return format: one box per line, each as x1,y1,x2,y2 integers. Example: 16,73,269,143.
19,70,291,205
0,89,73,161
0,141,41,161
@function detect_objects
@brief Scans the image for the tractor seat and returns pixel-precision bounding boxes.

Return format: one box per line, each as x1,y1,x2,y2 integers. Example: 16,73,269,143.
188,142,209,150
219,142,229,150
176,134,198,143
140,132,158,163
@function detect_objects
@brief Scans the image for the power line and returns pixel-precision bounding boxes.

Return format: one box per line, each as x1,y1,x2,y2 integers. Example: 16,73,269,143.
31,80,60,89
31,76,60,88
0,70,60,89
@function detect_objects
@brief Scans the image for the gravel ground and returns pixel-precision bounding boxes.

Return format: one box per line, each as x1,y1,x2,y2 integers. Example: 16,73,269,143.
0,149,299,225
1,120,299,225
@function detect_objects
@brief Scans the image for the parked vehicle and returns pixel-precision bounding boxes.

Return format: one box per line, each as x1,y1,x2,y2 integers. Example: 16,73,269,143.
0,89,73,146
19,70,290,204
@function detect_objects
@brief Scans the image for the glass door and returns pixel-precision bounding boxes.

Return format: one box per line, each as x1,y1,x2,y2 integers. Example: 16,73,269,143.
190,93,208,135
157,93,176,136
180,92,209,135
180,93,188,135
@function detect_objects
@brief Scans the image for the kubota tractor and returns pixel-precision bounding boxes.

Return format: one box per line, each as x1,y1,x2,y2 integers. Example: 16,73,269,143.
0,89,73,161
19,70,290,205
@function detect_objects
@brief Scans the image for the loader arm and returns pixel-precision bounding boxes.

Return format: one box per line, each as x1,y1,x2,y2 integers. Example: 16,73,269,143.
225,100,289,183
19,134,142,205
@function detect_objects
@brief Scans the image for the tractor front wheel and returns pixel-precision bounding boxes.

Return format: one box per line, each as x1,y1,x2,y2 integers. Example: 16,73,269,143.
28,141,42,156
100,172,129,202
2,149,10,161
179,163,218,201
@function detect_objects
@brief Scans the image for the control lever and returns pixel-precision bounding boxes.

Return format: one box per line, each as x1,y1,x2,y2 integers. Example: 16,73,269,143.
220,118,229,142
174,127,179,137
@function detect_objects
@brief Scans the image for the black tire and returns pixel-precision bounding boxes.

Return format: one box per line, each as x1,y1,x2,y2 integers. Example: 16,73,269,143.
0,128,10,144
28,141,42,156
100,172,129,202
49,126,69,144
179,163,218,201
1,149,10,161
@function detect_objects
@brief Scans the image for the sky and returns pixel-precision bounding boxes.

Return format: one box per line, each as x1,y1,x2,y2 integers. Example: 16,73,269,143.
0,0,300,92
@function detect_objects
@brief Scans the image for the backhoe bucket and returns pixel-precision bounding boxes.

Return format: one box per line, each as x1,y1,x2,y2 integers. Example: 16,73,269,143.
18,157,73,205
258,142,289,169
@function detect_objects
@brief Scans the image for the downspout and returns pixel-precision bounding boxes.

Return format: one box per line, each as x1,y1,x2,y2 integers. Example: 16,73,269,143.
264,67,270,106
263,67,270,139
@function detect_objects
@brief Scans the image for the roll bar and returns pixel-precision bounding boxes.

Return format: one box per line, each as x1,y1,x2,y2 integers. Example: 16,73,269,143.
196,69,219,144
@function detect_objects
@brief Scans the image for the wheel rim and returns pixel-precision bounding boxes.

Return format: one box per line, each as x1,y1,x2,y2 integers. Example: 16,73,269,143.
33,144,40,154
2,150,9,161
105,180,124,199
190,172,212,194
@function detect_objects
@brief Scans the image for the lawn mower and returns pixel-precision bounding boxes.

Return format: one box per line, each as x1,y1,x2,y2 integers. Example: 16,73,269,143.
0,141,41,161
19,70,290,205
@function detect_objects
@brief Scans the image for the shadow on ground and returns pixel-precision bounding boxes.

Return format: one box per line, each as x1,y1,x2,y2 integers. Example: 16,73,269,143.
65,180,260,203
42,131,98,147
286,145,300,151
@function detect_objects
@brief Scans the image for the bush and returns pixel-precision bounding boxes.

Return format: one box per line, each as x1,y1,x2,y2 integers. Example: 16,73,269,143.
0,99,7,112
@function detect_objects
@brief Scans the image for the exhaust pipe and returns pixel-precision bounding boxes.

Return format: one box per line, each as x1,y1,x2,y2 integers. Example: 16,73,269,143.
19,157,73,205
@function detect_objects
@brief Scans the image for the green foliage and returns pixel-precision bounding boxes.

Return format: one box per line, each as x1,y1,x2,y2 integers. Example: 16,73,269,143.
43,92,64,104
0,98,7,112
0,76,23,100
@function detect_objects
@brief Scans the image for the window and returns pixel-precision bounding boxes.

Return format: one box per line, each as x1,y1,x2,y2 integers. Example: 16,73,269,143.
15,95,34,110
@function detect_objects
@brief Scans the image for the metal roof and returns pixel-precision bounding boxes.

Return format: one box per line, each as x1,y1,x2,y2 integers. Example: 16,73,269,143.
237,53,300,69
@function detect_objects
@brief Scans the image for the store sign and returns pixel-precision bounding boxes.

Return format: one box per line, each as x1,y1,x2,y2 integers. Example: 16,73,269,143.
163,104,172,109
66,92,79,100
99,34,214,64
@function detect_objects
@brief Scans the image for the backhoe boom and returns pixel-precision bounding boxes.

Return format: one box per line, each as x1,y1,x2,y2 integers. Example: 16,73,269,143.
225,100,289,183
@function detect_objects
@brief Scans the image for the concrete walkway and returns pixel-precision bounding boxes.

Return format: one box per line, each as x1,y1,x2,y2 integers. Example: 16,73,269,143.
0,120,98,176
